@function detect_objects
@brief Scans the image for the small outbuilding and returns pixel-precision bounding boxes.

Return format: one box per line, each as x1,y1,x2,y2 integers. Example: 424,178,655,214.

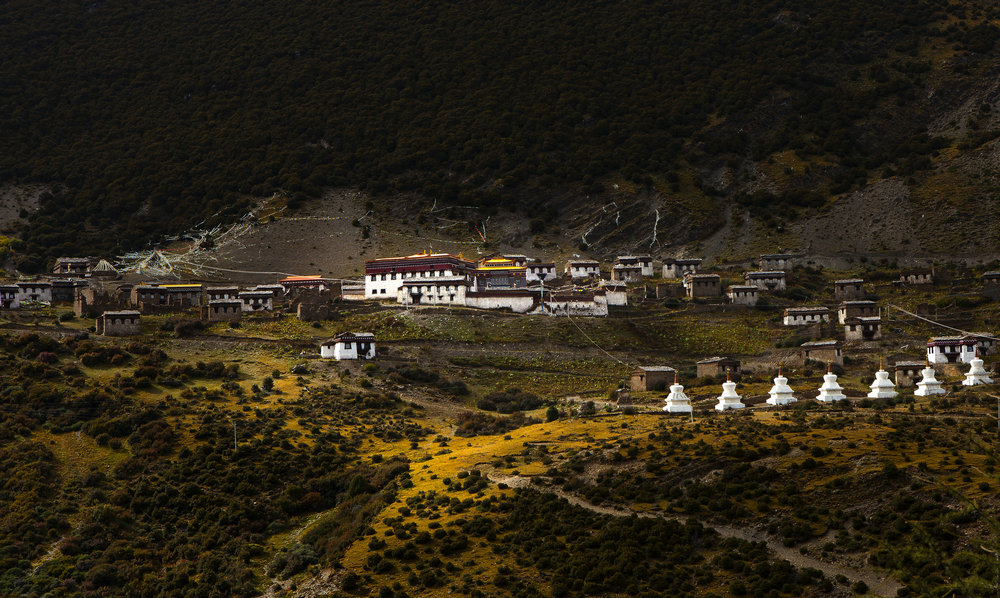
96,310,141,336
894,361,925,388
686,273,721,298
565,259,601,279
760,254,794,271
833,279,865,301
783,307,830,326
697,357,741,378
798,340,843,366
631,366,676,392
662,258,702,279
321,332,375,360
204,300,242,322
844,316,882,341
727,285,758,306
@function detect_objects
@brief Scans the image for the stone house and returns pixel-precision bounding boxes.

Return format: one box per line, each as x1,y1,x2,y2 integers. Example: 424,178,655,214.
686,273,721,298
206,286,240,302
0,285,18,309
565,259,601,279
833,279,865,301
837,300,877,324
615,255,654,277
662,258,701,279
798,340,843,366
727,285,759,306
760,253,794,271
96,310,141,336
844,316,882,341
239,290,274,312
204,300,242,322
525,262,557,282
745,271,786,292
894,361,925,387
783,307,830,326
611,264,643,282
697,357,741,378
16,281,53,305
53,257,92,276
631,366,675,392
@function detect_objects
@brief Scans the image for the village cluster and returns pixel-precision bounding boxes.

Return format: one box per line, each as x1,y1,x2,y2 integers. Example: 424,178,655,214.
6,253,1000,409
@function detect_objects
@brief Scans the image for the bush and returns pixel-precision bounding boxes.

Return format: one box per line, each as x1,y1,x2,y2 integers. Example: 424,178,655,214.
478,388,543,413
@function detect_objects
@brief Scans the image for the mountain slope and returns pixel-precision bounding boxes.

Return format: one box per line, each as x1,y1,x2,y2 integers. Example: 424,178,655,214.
1,0,999,268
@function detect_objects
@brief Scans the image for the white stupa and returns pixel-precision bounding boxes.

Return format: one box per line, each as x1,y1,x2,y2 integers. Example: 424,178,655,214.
914,361,945,396
816,363,846,402
766,365,797,405
962,351,993,386
715,373,745,411
663,372,693,413
868,359,898,399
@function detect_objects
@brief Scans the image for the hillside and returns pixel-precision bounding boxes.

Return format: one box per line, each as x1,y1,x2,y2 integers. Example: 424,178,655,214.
3,0,1000,269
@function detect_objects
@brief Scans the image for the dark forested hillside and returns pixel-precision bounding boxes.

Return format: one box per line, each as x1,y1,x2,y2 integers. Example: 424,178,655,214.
0,0,997,265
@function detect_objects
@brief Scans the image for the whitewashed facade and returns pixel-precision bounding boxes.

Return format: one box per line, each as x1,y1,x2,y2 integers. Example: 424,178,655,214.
321,332,375,360
782,307,829,326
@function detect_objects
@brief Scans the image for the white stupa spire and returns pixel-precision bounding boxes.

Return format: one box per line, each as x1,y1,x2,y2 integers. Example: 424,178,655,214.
766,364,797,405
914,359,945,396
817,362,846,402
664,372,693,413
715,372,745,411
868,358,897,399
963,349,993,386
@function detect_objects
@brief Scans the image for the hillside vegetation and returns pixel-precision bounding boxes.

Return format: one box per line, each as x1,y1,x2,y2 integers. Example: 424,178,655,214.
3,0,1000,267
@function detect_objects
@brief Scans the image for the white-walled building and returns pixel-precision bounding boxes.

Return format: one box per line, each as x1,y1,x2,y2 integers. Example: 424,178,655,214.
745,271,786,291
599,280,628,306
365,252,475,299
525,262,557,282
727,285,759,306
615,255,654,277
927,337,977,364
464,289,537,313
844,316,881,341
782,307,829,326
207,286,240,302
662,258,701,279
397,277,468,306
320,332,375,360
545,289,608,316
239,290,273,312
16,281,53,305
565,259,601,279
0,285,18,309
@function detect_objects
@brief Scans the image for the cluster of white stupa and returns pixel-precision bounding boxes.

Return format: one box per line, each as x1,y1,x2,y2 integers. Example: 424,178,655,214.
663,355,994,414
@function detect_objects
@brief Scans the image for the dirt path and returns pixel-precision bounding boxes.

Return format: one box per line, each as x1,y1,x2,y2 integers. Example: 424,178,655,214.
488,473,902,598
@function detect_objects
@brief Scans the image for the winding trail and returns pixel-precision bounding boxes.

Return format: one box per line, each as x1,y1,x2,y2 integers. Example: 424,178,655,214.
488,473,902,598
